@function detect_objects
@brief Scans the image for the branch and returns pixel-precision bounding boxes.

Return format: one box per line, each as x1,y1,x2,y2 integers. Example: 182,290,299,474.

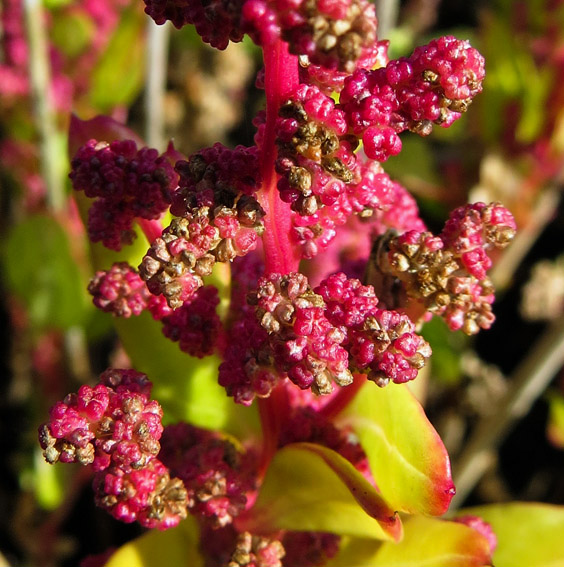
451,315,564,508
375,0,400,40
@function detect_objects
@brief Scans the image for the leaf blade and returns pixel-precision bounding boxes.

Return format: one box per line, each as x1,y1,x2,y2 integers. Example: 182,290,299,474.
338,382,454,515
239,443,402,542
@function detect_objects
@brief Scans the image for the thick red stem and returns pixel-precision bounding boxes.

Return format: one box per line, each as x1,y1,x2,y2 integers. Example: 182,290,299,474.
137,217,164,244
257,383,291,477
258,40,301,276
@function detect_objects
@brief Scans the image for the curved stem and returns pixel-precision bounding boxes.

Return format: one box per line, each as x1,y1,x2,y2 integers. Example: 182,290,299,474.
258,40,301,276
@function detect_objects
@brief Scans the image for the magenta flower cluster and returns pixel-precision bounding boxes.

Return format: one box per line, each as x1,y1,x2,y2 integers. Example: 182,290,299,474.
38,369,188,529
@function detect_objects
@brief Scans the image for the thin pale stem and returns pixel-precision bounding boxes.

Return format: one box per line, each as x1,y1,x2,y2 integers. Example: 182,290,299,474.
451,315,564,508
24,0,64,212
145,20,171,152
258,40,301,275
375,0,400,40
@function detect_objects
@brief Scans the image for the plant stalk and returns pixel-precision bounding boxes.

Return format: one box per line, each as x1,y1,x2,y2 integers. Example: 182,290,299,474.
257,40,301,275
145,20,171,152
24,0,64,212
451,315,564,508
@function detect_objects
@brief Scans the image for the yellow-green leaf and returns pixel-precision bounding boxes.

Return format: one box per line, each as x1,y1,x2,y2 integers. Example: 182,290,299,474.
238,443,402,541
327,517,492,567
461,503,564,567
337,381,454,515
104,517,203,567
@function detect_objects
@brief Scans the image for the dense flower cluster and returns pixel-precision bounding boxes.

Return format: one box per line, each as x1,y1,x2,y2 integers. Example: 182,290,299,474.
340,35,485,160
70,139,178,249
139,144,265,307
316,272,431,385
159,423,255,527
372,202,516,334
38,369,188,528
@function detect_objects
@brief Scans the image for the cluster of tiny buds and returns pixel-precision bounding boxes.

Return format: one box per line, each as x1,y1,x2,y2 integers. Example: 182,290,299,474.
228,270,431,403
88,263,221,357
139,144,265,309
339,36,485,161
249,272,353,395
159,422,256,527
38,369,188,529
371,202,516,334
70,139,178,250
227,531,285,567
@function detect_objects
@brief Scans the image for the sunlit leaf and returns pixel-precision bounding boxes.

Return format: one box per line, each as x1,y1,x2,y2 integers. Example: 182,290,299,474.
239,443,402,541
2,214,90,331
337,381,454,516
327,516,492,567
104,517,203,567
461,503,564,567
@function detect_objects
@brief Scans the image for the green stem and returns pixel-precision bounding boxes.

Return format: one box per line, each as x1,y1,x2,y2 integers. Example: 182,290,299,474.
258,40,301,275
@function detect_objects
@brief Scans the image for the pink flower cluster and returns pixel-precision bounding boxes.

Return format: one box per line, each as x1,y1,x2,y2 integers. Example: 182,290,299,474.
374,202,516,334
138,144,265,308
340,36,485,160
70,139,178,249
159,422,256,527
38,369,188,528
220,270,431,404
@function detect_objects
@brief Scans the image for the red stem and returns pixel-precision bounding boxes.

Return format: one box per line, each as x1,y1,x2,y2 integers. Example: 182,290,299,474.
257,383,291,477
137,217,164,244
258,40,301,276
319,374,367,419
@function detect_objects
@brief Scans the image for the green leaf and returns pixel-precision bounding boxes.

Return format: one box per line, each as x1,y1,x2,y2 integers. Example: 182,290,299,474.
337,381,454,516
328,517,492,567
461,503,564,567
114,313,230,429
2,214,89,331
104,516,203,567
238,443,402,541
88,6,146,111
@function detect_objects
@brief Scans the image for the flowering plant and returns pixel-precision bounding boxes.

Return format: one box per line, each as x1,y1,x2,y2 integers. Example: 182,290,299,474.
3,0,564,565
